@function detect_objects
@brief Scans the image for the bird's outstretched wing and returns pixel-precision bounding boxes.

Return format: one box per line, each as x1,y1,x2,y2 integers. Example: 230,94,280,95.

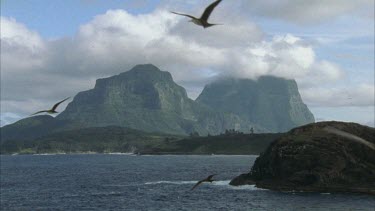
200,0,222,21
30,110,48,116
170,11,196,19
191,180,204,190
206,174,217,180
191,174,217,190
51,97,70,111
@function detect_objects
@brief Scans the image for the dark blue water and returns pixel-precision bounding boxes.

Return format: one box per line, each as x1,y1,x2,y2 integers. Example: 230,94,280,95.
1,154,374,210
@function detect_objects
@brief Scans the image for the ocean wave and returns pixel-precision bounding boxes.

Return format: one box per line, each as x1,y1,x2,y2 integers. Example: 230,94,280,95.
102,184,139,187
145,181,197,185
144,180,266,191
211,180,231,186
145,180,233,186
212,180,266,191
33,153,66,156
107,153,136,155
229,184,267,191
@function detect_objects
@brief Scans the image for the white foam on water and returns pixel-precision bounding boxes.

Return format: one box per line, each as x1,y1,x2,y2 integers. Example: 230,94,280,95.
144,180,266,191
229,184,267,191
33,153,66,156
212,180,267,191
145,181,197,185
211,180,231,186
107,153,135,155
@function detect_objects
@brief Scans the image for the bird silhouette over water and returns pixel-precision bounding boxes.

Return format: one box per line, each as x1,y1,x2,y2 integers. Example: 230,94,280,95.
191,174,217,190
171,0,222,28
30,97,70,116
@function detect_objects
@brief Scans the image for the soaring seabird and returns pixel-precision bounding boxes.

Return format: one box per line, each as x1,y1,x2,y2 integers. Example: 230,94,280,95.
323,126,375,150
191,174,217,190
30,97,70,116
171,0,222,28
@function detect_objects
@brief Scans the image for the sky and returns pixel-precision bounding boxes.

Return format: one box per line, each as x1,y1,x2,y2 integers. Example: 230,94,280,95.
1,0,374,127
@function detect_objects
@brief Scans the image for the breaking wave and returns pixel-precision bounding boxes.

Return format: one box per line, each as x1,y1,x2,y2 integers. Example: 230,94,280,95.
144,180,266,191
145,181,197,185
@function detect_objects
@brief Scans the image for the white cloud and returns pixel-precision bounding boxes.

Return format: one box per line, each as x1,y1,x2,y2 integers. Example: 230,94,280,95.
0,112,22,127
240,0,374,24
297,61,344,88
224,34,317,79
301,84,375,107
0,17,44,51
0,7,371,126
0,17,46,71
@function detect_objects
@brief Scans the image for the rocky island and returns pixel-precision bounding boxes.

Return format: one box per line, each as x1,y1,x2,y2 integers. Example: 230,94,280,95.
230,121,375,195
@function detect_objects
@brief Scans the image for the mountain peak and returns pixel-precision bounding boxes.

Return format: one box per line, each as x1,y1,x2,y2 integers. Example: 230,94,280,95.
94,64,173,90
118,64,174,83
130,64,161,72
196,76,314,132
57,64,198,134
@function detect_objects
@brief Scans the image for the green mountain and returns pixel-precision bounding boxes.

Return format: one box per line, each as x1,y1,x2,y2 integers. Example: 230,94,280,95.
1,64,314,143
0,115,80,143
56,64,252,135
196,77,315,132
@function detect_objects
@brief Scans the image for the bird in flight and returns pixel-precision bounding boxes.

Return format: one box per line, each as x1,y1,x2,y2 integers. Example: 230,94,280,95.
171,0,222,28
323,126,375,150
30,97,70,116
191,174,217,190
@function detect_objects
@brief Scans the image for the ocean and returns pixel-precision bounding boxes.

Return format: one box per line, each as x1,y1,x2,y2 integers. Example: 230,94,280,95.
1,154,374,210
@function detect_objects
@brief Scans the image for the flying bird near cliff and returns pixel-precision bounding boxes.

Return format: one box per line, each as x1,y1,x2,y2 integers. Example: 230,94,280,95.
171,0,222,28
30,97,70,116
191,174,217,190
323,126,375,150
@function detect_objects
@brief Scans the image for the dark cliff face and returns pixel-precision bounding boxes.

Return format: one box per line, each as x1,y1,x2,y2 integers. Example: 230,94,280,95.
196,77,315,132
230,121,375,195
57,64,197,134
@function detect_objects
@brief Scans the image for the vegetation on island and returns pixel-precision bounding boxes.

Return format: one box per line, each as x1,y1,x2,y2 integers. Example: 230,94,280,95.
0,126,282,155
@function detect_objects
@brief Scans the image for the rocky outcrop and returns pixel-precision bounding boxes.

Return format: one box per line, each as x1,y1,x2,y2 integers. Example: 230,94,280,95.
230,121,375,195
196,77,315,132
